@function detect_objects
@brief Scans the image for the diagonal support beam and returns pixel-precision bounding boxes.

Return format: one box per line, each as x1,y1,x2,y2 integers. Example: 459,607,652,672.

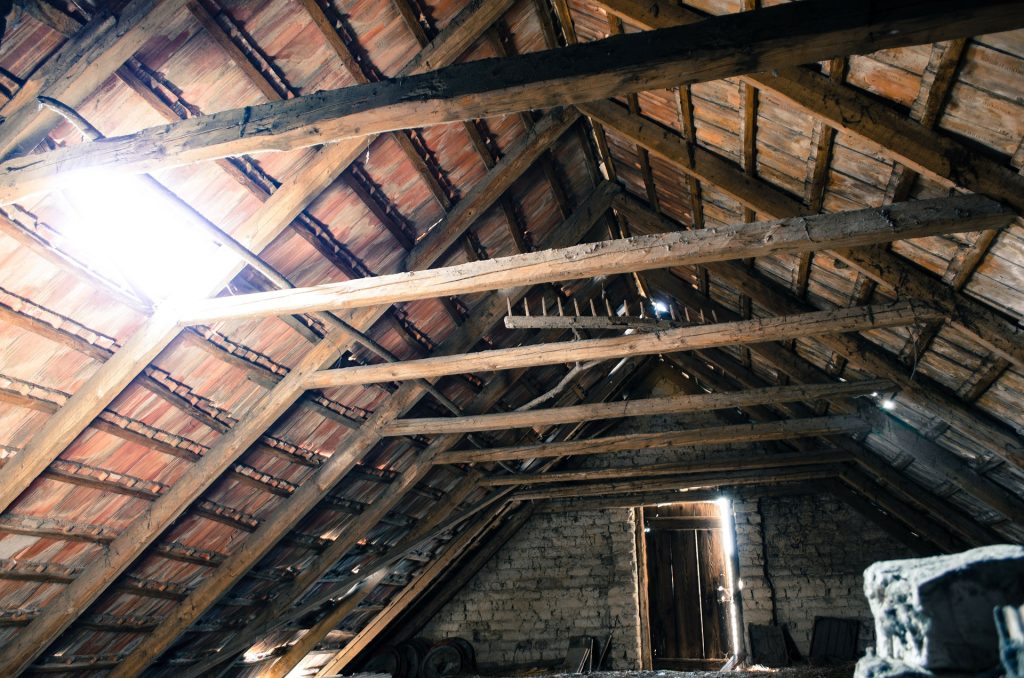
594,0,1024,214
0,0,512,519
93,189,618,677
2,0,1021,202
0,0,189,160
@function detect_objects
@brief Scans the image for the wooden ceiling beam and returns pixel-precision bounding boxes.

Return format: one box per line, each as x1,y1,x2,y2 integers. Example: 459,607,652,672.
180,194,1006,324
709,259,1024,469
4,0,1020,202
382,379,891,436
440,416,868,465
483,448,851,486
658,281,1024,527
612,167,1024,471
665,345,1007,545
797,57,848,297
312,502,521,677
308,303,940,390
595,0,1024,214
0,0,518,531
0,0,188,161
830,245,1024,370
671,320,1019,547
514,463,842,501
231,477,483,678
592,106,1023,368
179,349,626,675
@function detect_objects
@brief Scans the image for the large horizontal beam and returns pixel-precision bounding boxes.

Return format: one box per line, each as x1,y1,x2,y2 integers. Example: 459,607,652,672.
514,463,842,500
1,0,1020,203
383,379,891,436
100,185,617,675
0,0,188,161
0,4,529,674
483,448,852,485
180,195,1008,324
437,415,870,464
306,302,941,389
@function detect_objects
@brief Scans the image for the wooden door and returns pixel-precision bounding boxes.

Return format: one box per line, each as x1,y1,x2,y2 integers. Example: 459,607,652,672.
642,502,729,669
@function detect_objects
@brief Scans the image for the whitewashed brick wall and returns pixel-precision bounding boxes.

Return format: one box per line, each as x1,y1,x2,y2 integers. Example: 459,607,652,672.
418,508,643,671
415,374,914,668
732,493,915,656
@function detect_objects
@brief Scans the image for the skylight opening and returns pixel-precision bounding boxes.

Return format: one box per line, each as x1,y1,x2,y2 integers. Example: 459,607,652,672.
60,173,236,305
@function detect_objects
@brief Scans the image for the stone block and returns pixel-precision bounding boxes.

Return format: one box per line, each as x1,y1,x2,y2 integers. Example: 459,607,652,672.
860,544,1024,674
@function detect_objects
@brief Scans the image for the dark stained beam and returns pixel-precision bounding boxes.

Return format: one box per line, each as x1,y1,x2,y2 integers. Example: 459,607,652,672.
3,0,1021,202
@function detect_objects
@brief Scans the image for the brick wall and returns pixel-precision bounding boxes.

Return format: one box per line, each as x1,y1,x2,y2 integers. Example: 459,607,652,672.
415,372,913,668
418,508,643,671
732,492,915,656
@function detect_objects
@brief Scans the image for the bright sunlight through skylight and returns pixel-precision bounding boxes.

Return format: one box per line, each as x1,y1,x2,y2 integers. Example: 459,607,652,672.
60,173,235,304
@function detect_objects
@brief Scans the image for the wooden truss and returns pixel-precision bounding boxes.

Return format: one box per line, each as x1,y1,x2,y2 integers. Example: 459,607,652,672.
0,0,1023,676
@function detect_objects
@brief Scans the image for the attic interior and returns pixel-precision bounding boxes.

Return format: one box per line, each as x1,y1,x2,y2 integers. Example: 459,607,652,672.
0,0,1023,676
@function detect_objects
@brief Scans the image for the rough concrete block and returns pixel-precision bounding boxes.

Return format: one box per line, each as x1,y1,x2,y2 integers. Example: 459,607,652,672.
861,544,1024,674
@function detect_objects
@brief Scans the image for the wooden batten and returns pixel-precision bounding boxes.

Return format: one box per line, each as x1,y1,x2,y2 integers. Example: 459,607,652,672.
383,379,892,436
1,0,1023,674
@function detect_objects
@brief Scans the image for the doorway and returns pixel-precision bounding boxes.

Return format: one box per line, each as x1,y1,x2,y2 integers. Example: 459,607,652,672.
637,501,735,669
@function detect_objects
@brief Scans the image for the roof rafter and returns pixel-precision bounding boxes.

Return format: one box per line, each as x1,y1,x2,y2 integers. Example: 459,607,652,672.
99,172,618,678
0,2,529,672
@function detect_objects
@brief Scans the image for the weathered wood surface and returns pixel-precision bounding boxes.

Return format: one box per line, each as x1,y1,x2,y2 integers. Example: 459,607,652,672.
181,195,1008,324
483,448,853,485
831,245,1024,370
2,0,1021,203
0,0,188,160
383,379,891,436
0,3,536,673
307,302,941,389
313,506,521,677
437,415,870,464
100,185,617,677
595,0,1024,213
621,195,1024,470
0,310,181,514
503,314,683,331
514,464,842,499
